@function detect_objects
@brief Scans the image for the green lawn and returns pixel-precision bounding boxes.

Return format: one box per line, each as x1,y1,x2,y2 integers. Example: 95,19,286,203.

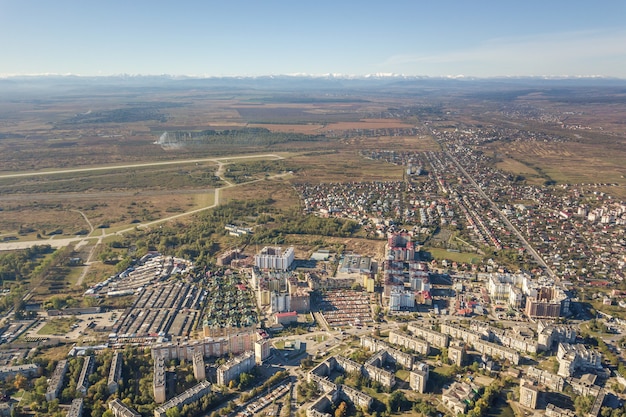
37,317,77,335
423,247,482,264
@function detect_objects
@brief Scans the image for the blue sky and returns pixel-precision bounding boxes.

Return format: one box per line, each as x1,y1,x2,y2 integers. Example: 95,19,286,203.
1,0,625,77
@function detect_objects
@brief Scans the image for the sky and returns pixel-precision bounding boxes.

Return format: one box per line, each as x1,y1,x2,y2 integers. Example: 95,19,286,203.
1,0,626,78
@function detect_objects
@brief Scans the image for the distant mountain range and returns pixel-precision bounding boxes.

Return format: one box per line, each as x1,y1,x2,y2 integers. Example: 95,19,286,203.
1,73,626,98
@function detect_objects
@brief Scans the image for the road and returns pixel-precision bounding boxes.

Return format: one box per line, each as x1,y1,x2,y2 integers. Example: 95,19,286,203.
0,154,284,179
440,147,556,278
0,154,288,252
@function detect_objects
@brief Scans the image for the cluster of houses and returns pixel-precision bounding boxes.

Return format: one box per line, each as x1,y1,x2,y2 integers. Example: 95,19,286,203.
430,124,625,281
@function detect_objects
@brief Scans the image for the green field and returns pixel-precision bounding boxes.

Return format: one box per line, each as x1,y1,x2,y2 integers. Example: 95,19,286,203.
423,247,482,264
37,317,78,335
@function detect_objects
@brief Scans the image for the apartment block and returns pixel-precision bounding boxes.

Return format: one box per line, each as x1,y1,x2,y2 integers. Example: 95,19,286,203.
154,380,212,417
192,349,206,381
557,343,602,377
217,351,255,386
45,359,68,401
388,331,430,355
109,398,141,417
108,351,123,395
519,380,539,409
473,339,520,365
407,323,449,348
77,355,95,395
409,362,429,393
67,398,84,417
153,356,166,404
0,363,39,380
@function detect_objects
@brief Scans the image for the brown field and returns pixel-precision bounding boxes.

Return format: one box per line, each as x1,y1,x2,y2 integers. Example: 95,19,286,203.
1,82,624,247
247,123,325,133
0,192,206,238
490,139,626,197
320,118,416,131
496,158,541,175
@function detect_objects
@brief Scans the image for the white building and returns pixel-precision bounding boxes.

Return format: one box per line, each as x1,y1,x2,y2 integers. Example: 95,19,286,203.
254,247,295,271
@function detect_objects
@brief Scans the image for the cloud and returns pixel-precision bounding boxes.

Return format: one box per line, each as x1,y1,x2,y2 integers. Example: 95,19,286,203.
384,29,626,76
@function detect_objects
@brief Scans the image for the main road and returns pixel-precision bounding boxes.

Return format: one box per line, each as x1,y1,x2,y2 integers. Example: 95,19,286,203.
425,129,556,278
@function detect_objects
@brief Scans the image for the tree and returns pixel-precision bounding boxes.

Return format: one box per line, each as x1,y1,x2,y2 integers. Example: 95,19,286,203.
335,401,347,417
13,373,28,390
166,408,181,417
386,391,408,413
574,395,594,417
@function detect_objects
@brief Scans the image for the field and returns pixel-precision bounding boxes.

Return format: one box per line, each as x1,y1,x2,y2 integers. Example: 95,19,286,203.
423,247,482,265
37,317,78,335
1,78,625,301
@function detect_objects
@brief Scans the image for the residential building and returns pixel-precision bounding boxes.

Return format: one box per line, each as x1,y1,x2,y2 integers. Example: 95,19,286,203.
360,337,414,368
388,331,430,355
406,323,449,348
254,339,271,364
519,380,539,409
153,355,166,404
525,287,570,318
254,247,294,271
409,362,429,393
108,351,123,394
154,380,212,417
45,359,68,401
0,363,39,380
67,398,84,417
442,382,479,415
473,339,520,365
526,367,565,391
77,355,95,395
557,343,602,377
363,351,396,388
109,399,141,417
192,350,205,381
217,351,255,386
440,322,484,345
448,342,467,367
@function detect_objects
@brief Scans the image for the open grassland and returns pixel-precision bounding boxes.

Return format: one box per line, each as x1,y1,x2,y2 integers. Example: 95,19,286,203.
0,192,205,237
289,149,405,183
0,162,222,194
37,317,78,335
491,139,626,197
320,118,416,131
282,234,387,260
220,179,299,210
423,247,482,264
247,123,324,133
